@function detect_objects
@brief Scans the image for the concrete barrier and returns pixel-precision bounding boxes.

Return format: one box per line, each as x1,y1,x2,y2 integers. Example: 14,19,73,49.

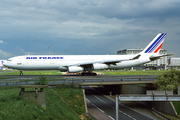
19,85,48,108
103,84,147,95
82,88,88,113
146,101,177,117
21,91,46,108
120,85,146,94
146,90,173,95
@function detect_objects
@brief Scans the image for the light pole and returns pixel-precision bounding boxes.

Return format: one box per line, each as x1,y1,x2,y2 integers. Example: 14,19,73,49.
48,47,50,55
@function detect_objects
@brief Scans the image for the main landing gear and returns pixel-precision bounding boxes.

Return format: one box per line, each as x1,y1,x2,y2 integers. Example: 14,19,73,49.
81,72,97,76
20,71,23,76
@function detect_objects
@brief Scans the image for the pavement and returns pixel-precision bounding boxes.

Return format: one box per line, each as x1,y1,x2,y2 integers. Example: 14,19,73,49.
85,86,159,120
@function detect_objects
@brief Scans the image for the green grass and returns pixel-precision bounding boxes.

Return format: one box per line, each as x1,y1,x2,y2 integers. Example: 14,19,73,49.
173,101,180,115
97,70,167,75
0,70,168,76
0,70,62,75
0,87,82,120
53,86,86,115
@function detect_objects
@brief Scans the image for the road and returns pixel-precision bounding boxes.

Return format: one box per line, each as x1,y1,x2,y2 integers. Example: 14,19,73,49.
85,86,161,120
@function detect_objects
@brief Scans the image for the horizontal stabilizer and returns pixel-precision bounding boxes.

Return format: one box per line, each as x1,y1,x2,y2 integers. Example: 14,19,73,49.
150,54,174,61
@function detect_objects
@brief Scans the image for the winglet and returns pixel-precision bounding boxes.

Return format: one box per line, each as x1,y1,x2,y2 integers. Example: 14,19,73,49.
142,33,167,54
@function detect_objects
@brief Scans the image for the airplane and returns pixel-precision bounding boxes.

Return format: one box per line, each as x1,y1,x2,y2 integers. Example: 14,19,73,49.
3,33,171,76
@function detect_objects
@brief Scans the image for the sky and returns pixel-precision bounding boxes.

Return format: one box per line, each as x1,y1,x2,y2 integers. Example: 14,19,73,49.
0,0,180,59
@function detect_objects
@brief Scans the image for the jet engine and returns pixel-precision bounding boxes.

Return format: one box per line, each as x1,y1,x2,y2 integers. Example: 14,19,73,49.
93,63,109,70
68,66,84,73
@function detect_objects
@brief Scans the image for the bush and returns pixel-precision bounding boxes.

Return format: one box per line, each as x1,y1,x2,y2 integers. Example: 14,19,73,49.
38,74,49,85
153,69,180,92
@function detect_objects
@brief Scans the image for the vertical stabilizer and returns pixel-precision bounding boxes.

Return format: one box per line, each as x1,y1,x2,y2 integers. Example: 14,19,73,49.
142,33,167,54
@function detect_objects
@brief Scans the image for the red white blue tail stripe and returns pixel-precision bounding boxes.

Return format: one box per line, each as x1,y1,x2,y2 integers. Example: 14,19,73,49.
144,33,166,53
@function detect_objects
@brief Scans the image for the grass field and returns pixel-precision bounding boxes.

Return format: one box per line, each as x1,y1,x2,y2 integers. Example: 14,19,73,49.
173,101,180,115
53,86,86,115
0,70,62,76
0,70,168,76
97,70,167,75
0,86,86,120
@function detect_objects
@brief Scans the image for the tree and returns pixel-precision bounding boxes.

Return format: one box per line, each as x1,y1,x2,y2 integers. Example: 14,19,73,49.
153,69,180,92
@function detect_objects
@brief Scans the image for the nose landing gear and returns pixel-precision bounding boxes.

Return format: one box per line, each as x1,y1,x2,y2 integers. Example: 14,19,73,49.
20,71,23,76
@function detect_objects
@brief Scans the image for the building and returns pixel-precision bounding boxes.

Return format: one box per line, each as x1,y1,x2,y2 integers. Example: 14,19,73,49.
117,49,143,55
0,60,7,70
167,58,180,69
117,49,168,70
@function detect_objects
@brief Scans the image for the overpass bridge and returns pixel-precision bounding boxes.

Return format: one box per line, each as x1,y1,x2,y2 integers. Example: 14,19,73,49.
0,75,158,87
55,75,157,86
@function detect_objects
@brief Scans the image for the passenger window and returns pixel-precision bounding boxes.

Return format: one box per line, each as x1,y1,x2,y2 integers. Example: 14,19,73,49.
17,63,22,65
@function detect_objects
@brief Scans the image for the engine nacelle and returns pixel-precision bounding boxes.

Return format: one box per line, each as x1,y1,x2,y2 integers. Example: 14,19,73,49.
68,66,84,73
93,63,109,70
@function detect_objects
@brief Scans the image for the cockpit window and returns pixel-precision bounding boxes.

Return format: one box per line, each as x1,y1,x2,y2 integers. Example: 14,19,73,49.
8,59,12,61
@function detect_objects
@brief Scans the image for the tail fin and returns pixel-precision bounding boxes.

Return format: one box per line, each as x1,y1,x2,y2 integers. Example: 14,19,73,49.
142,33,167,54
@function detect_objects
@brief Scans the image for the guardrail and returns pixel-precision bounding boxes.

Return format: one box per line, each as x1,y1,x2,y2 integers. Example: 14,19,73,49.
0,77,65,89
0,76,157,89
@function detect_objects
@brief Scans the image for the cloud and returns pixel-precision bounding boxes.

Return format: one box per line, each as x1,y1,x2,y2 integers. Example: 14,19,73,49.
0,50,12,60
0,40,3,44
0,0,179,57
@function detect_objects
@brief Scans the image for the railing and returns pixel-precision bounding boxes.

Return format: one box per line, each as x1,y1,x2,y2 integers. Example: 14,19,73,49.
0,77,65,89
0,75,157,89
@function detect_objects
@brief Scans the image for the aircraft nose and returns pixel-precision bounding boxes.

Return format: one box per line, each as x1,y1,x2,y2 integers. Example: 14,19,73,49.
3,62,8,67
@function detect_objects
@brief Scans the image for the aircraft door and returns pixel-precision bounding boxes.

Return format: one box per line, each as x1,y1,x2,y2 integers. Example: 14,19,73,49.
17,59,23,66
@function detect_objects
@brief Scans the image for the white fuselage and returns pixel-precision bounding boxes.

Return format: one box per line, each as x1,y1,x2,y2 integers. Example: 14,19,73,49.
3,33,168,74
4,54,151,72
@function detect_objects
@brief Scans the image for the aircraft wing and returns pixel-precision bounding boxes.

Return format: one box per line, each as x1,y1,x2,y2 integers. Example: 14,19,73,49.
64,58,130,67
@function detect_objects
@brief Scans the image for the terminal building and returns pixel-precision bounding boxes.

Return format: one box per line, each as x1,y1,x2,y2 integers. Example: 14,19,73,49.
117,49,168,70
167,58,180,69
0,60,7,70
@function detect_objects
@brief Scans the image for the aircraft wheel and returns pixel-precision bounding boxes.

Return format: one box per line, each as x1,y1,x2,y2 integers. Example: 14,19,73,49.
20,73,23,76
92,73,97,76
81,73,85,76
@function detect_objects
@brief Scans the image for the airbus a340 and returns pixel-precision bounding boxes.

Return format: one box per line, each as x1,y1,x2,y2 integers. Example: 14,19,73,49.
3,33,171,76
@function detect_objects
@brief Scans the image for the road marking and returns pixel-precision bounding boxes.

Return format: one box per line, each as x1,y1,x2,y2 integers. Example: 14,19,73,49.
88,86,137,120
105,95,155,120
92,104,105,113
86,98,90,102
108,115,115,120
